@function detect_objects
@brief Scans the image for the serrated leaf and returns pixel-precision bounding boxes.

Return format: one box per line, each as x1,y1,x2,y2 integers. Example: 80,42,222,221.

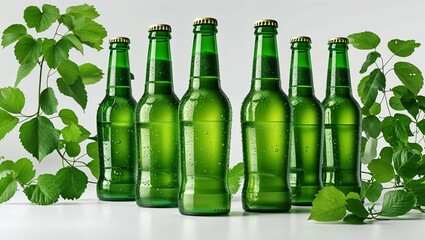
394,62,423,96
15,61,38,87
57,78,87,110
346,198,369,218
19,116,59,161
72,18,107,51
86,142,99,159
42,39,70,69
57,60,79,85
23,5,60,33
348,31,381,50
359,69,386,109
368,159,395,183
59,14,75,31
62,34,83,54
66,4,99,20
14,36,42,64
360,51,380,74
87,159,100,179
13,158,36,184
343,214,366,224
0,161,15,171
228,162,244,195
65,142,81,157
62,122,81,143
2,24,27,48
59,109,78,125
381,114,412,146
369,102,381,115
362,181,383,202
309,186,347,221
417,119,425,135
362,115,380,138
40,87,58,115
0,109,19,140
24,174,60,205
0,87,25,113
79,63,103,85
77,125,91,142
55,166,88,200
363,138,378,164
380,190,416,217
388,39,421,57
0,170,18,203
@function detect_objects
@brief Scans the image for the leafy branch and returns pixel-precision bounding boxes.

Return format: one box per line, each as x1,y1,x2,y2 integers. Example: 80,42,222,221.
0,4,106,205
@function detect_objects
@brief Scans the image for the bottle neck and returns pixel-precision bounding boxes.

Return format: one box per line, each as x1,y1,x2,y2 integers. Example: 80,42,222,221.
145,30,173,94
289,42,315,97
251,26,281,91
326,43,352,97
189,24,220,89
106,43,132,97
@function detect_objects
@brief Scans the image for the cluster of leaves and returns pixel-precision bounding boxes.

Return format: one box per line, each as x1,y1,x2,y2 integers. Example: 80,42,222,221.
0,4,106,205
309,31,425,223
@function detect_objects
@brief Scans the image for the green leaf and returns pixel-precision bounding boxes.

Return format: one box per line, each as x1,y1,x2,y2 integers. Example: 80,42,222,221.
381,114,412,146
72,18,107,51
62,34,83,54
309,186,347,221
417,96,425,111
363,137,378,164
66,4,100,20
393,148,421,179
228,162,244,195
57,60,79,85
360,51,380,74
362,181,383,202
87,159,100,179
2,24,27,48
0,161,15,171
40,87,58,115
55,166,88,200
380,147,393,163
23,5,60,33
369,102,381,115
0,170,18,203
400,90,419,117
389,96,405,111
368,159,395,183
57,78,87,110
13,158,36,184
380,190,416,217
65,142,81,157
348,31,381,50
405,179,425,206
362,115,380,138
0,109,19,140
394,62,424,95
359,69,386,109
42,39,70,69
59,14,75,31
15,61,38,87
86,142,99,159
24,173,60,205
343,214,366,224
346,198,369,218
77,125,91,142
14,36,42,64
79,63,103,85
417,119,425,135
19,116,59,161
346,192,361,200
388,39,421,57
0,87,25,113
392,85,409,97
59,109,78,125
62,122,81,143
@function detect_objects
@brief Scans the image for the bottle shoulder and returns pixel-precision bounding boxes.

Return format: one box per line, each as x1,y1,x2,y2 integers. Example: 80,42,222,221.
322,96,361,124
97,96,136,123
241,89,291,122
290,96,323,124
136,93,179,122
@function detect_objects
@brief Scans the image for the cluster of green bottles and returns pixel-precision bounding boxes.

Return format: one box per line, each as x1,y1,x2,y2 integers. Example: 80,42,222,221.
96,18,361,215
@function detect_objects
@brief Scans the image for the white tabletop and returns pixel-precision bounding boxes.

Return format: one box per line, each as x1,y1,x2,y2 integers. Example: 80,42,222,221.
1,185,424,240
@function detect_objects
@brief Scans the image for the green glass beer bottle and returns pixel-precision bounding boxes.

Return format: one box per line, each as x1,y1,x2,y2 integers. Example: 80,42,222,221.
288,36,324,205
97,37,137,201
241,19,292,212
322,37,361,195
136,24,180,207
178,17,232,216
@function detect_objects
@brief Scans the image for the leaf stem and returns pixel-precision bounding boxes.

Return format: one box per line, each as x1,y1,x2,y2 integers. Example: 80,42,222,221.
56,149,73,167
383,54,395,69
36,57,45,116
383,92,392,117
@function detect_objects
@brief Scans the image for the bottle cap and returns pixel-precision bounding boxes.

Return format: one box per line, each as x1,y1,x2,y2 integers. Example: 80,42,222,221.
254,19,278,27
149,24,172,32
109,37,130,44
328,37,349,44
193,17,218,26
290,36,311,43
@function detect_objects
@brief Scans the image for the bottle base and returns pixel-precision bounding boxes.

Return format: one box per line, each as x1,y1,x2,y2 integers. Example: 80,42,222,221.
136,200,178,208
242,190,292,212
291,185,322,206
97,183,135,201
178,192,230,216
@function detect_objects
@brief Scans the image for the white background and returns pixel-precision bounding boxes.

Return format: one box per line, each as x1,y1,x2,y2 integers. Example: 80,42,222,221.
0,0,424,187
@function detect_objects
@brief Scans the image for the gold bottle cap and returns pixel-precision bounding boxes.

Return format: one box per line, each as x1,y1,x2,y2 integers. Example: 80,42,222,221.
109,37,130,44
254,19,278,27
290,36,311,43
193,17,218,26
328,37,349,44
149,24,172,32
